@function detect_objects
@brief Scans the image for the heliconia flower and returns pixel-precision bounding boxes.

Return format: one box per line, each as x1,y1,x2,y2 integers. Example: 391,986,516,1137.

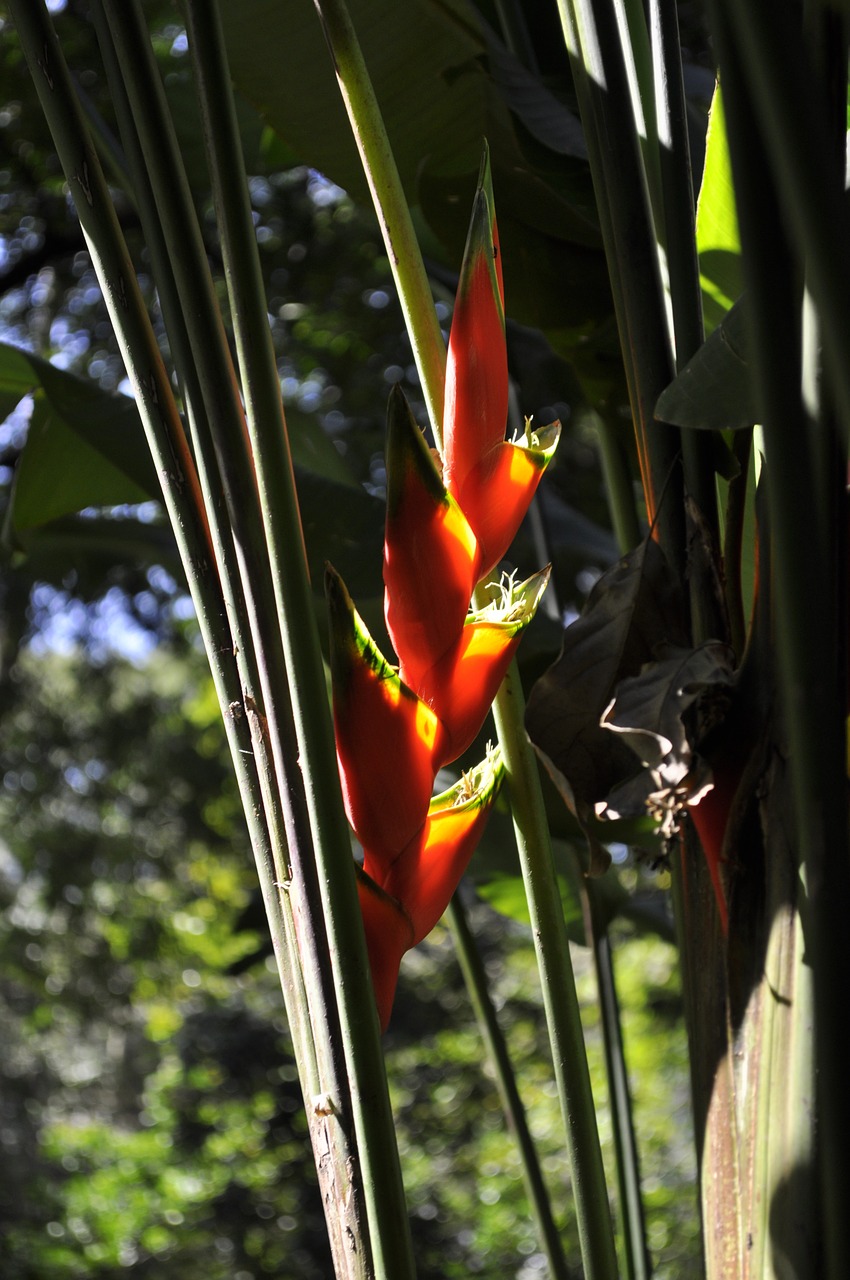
325,563,446,863
421,566,552,765
383,384,479,689
442,149,561,577
358,748,504,1029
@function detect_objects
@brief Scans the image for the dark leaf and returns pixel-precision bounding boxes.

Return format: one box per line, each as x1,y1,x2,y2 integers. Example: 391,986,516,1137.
655,297,755,432
525,538,688,814
479,20,587,159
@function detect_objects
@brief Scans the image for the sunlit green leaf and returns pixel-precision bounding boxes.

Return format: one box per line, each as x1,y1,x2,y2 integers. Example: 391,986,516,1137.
696,85,742,334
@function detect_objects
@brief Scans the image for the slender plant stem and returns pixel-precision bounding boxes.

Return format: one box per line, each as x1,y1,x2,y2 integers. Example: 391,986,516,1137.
5,0,307,1105
649,0,722,644
593,405,643,552
589,915,650,1280
93,7,356,1182
183,4,415,1275
447,895,572,1280
489,661,619,1280
311,0,447,448
716,0,850,446
709,8,850,1274
555,0,684,578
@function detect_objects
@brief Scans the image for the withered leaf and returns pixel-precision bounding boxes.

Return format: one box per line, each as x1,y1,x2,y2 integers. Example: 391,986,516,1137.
525,537,688,812
600,641,736,834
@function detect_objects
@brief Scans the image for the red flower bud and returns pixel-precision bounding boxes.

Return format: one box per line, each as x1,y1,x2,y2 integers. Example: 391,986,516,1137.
442,148,561,576
356,868,414,1033
357,749,504,1030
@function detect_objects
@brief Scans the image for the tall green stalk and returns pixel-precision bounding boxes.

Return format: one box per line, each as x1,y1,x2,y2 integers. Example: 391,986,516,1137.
555,0,684,576
447,896,572,1280
182,4,415,1274
311,0,446,448
590,922,650,1280
705,5,849,1274
4,0,309,1135
311,2,619,1275
488,664,619,1279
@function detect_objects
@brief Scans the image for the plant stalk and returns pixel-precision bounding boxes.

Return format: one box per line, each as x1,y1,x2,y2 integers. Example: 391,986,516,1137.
311,0,447,448
447,894,572,1280
183,4,415,1274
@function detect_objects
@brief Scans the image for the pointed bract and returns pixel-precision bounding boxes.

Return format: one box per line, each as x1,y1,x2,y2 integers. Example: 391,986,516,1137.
383,747,504,946
443,148,508,501
356,868,414,1032
455,420,561,577
422,567,552,764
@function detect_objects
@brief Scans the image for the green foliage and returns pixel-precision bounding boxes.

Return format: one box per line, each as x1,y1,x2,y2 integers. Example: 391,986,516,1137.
0,640,699,1278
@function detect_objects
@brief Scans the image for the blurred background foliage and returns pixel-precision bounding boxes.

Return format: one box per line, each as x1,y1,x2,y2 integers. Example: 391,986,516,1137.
1,0,704,1275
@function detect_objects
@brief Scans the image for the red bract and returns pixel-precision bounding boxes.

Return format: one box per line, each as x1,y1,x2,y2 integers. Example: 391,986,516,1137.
381,748,504,947
443,154,508,497
451,421,561,578
421,567,552,765
326,564,445,864
356,870,414,1033
383,384,479,690
357,750,504,1030
442,148,560,576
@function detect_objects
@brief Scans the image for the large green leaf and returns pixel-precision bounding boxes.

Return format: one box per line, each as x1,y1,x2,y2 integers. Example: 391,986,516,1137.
2,342,366,542
220,0,488,200
696,84,742,335
219,0,612,333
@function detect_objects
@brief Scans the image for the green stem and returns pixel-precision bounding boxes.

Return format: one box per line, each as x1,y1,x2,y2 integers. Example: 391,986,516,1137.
95,0,353,1135
447,895,572,1280
716,0,850,446
312,0,447,448
5,0,306,1108
709,8,850,1274
589,914,650,1280
592,404,643,552
182,5,416,1276
489,660,619,1280
648,0,722,643
555,0,684,578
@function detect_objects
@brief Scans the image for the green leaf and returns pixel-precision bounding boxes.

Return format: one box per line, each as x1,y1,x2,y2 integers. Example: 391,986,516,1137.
1,344,160,532
696,84,742,335
0,342,40,422
655,298,756,431
220,0,489,202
